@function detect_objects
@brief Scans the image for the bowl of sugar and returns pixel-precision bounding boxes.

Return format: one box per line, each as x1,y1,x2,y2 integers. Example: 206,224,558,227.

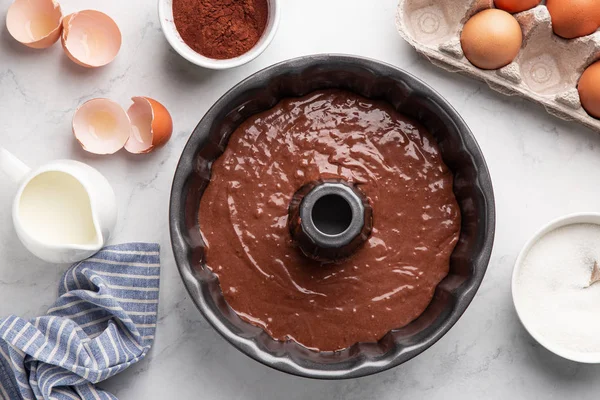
513,212,600,363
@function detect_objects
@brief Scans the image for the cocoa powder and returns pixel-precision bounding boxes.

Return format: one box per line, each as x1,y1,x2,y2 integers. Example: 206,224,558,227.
173,0,269,60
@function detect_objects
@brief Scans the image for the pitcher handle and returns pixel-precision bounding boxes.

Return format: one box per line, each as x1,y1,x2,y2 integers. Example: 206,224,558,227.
0,147,31,184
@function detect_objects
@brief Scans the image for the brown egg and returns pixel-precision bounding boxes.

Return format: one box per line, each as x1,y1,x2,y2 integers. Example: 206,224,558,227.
546,0,600,39
461,9,523,70
495,0,541,14
578,61,600,119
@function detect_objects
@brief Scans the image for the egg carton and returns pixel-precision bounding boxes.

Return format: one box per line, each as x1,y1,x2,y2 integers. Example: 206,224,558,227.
395,0,600,132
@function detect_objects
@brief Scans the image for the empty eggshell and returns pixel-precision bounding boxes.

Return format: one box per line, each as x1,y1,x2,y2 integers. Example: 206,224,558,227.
73,99,132,154
6,0,62,49
125,97,173,154
61,10,121,68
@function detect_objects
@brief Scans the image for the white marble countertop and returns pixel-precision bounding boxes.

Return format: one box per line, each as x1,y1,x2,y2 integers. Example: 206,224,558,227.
2,0,600,398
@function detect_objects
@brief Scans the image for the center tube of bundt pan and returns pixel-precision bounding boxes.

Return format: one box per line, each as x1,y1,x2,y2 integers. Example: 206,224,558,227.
288,180,373,263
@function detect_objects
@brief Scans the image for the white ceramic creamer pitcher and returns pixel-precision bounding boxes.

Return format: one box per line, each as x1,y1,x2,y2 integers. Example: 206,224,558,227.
0,147,118,263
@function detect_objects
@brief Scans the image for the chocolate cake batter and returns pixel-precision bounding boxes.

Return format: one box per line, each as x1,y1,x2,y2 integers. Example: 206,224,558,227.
199,90,461,351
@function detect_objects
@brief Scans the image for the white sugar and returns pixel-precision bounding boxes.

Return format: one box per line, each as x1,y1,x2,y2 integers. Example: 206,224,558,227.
515,223,600,354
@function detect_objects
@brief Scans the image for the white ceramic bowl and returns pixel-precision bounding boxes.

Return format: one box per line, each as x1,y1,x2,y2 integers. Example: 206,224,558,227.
158,0,280,69
512,212,600,363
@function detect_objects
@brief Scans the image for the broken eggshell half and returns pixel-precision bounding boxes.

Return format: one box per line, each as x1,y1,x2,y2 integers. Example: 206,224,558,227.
6,0,63,49
125,97,174,154
73,98,132,155
61,10,121,68
73,97,173,155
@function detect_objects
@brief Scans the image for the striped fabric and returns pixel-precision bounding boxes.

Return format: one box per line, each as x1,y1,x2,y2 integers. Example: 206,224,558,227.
0,243,160,400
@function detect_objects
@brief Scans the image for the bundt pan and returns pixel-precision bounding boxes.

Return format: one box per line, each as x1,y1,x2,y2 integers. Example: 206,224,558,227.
169,55,495,379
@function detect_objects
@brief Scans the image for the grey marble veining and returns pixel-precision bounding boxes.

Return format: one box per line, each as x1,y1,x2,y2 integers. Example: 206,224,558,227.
2,0,600,398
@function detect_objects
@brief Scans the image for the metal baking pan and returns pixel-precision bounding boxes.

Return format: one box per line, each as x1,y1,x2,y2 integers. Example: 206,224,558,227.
169,54,496,379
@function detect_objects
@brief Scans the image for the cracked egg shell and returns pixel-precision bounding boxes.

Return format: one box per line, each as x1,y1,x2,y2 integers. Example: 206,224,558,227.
73,98,131,154
6,0,63,49
61,10,121,68
124,97,173,154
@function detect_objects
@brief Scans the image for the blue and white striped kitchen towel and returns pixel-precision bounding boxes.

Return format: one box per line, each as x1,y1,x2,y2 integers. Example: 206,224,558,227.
0,243,160,400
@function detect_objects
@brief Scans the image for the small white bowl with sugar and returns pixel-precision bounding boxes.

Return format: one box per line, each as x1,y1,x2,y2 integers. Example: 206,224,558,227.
513,213,600,363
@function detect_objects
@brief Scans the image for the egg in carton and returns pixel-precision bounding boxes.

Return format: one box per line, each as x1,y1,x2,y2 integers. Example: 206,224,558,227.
395,0,600,132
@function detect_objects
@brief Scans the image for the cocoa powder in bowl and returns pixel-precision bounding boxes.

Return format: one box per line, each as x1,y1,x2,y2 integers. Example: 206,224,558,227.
173,0,269,60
